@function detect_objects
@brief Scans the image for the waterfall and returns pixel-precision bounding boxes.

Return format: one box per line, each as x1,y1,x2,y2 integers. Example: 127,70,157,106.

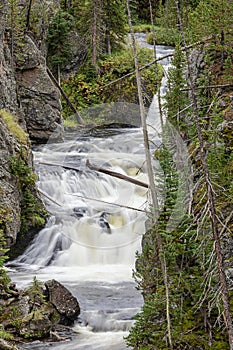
12,127,151,282
8,42,177,350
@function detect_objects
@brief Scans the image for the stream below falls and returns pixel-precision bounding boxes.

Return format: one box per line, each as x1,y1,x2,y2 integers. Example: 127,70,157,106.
7,42,174,349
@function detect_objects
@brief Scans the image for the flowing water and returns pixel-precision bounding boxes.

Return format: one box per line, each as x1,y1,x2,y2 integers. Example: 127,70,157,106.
7,41,174,349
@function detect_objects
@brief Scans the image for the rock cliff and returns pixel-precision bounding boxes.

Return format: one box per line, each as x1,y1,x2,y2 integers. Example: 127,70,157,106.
0,0,63,252
0,1,63,143
0,111,47,254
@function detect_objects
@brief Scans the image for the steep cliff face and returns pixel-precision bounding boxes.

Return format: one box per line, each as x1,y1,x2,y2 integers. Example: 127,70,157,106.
0,117,22,247
0,112,47,254
0,0,62,253
0,0,63,143
0,2,20,120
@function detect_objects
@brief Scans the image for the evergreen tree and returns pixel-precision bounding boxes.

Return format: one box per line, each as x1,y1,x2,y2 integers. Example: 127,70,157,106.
6,0,25,60
47,9,74,82
188,0,233,64
67,0,127,71
126,136,229,349
165,45,189,132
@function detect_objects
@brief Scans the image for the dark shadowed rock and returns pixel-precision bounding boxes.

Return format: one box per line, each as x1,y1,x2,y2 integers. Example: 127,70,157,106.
45,279,80,325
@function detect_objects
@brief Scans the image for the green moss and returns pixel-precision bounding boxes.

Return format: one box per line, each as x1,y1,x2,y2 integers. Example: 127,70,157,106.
0,328,14,341
0,109,28,145
10,151,47,236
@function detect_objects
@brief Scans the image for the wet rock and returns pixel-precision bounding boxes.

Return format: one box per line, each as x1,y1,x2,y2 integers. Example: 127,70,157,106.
0,116,26,247
1,279,60,339
45,279,80,326
99,212,111,234
72,207,87,218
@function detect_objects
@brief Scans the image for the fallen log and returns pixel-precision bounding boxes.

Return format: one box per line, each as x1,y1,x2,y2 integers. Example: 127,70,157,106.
39,160,149,189
86,159,149,188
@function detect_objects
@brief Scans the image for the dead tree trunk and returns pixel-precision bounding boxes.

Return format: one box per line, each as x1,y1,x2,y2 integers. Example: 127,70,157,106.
92,0,99,73
46,67,85,125
127,1,173,348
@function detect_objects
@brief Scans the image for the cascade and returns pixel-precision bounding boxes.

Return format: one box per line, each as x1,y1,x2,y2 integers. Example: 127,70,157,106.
8,41,174,349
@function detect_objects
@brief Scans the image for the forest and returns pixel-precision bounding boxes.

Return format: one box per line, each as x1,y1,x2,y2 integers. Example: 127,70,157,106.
0,0,233,349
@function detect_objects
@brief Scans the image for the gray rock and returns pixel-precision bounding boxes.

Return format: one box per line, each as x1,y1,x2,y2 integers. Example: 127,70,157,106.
1,280,60,339
15,36,42,70
45,279,80,325
0,5,63,144
0,117,24,246
16,35,63,143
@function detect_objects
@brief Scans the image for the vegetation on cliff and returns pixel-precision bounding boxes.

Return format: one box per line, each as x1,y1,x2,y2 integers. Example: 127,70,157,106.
126,0,233,349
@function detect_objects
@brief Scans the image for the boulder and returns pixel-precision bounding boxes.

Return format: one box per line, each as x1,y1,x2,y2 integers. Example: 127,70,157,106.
1,278,80,337
45,279,80,326
16,35,63,143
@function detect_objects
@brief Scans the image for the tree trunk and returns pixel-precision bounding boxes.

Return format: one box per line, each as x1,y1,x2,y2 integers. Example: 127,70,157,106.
26,0,33,30
126,0,159,217
92,0,98,73
127,1,173,348
46,67,85,125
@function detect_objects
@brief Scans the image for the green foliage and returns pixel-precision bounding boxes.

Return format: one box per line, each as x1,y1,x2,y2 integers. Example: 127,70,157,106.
133,0,159,23
62,47,162,121
164,45,189,131
69,0,128,56
146,27,181,47
187,0,233,49
25,277,46,304
6,0,25,57
47,9,74,73
0,110,28,144
127,141,229,349
0,327,14,341
132,23,152,33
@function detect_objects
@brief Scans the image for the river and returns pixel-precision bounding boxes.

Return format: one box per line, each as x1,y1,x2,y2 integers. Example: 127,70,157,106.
7,38,174,349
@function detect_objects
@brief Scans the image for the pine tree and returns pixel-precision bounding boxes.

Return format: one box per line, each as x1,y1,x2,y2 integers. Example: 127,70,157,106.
165,45,189,132
68,0,127,71
47,9,74,83
6,0,25,61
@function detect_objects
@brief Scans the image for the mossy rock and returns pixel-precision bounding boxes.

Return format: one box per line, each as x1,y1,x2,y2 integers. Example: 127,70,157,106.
0,110,28,145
